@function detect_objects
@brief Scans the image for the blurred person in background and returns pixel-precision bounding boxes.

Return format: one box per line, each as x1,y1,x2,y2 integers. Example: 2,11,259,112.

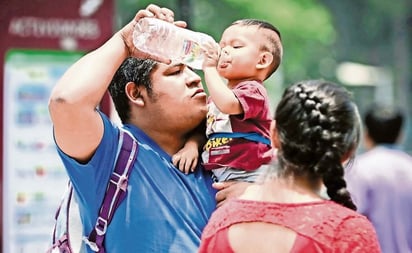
346,103,412,253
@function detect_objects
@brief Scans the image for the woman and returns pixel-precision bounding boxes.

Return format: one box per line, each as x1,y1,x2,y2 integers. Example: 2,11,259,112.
199,80,381,253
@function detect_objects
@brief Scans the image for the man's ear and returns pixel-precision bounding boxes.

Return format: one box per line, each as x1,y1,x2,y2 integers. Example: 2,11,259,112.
270,120,280,148
125,82,144,106
256,51,273,70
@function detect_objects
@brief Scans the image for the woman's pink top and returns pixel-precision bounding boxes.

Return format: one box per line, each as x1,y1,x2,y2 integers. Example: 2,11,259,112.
199,199,381,253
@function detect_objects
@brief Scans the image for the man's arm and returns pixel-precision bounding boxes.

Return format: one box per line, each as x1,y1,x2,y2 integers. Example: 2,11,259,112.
48,5,179,162
49,34,128,162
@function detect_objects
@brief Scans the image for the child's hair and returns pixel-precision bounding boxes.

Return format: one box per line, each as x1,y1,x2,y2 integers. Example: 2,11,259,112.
231,19,283,79
274,80,360,210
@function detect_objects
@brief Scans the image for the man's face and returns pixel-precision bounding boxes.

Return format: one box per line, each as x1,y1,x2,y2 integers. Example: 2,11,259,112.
147,62,207,131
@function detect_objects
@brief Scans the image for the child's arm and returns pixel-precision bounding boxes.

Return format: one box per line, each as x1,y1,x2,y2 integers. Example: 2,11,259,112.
202,42,243,115
172,121,206,174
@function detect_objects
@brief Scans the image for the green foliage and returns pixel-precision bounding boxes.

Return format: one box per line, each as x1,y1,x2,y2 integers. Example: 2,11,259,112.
193,0,336,84
117,0,335,84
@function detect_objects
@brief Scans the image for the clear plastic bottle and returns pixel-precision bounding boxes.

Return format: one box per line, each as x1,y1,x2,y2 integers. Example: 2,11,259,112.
132,17,215,69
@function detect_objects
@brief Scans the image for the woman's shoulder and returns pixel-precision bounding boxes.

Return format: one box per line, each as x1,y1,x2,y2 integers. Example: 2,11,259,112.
333,207,381,251
203,199,376,242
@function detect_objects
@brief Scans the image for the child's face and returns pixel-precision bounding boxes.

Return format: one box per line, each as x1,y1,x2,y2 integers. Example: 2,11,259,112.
218,24,267,80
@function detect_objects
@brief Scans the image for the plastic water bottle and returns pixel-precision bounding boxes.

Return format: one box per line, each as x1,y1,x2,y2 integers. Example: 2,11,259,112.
132,17,215,69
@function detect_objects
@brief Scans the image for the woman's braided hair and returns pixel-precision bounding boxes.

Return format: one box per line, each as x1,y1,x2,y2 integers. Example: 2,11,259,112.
274,80,360,210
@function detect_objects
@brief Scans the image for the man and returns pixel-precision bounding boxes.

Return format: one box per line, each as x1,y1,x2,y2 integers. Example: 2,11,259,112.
48,4,240,252
346,103,412,253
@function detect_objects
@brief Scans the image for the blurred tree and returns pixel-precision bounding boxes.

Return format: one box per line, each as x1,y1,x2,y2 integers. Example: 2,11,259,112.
320,0,412,151
115,0,334,85
177,0,192,27
192,0,336,84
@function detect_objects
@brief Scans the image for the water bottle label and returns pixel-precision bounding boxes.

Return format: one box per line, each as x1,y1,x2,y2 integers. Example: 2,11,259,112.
183,40,194,55
182,39,203,69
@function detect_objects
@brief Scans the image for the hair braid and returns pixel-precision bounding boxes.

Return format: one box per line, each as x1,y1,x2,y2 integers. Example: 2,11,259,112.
315,150,357,210
275,80,360,210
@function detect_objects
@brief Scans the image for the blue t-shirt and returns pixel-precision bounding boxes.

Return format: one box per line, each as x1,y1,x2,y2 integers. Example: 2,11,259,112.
56,112,217,253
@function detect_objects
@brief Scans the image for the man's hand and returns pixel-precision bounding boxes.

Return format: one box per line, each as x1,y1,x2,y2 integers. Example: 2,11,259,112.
213,181,251,208
119,4,187,63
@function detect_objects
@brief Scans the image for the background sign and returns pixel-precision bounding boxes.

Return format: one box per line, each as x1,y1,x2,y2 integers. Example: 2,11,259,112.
4,49,83,253
0,0,114,252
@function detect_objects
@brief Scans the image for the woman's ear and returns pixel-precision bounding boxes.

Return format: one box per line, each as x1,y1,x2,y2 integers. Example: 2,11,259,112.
270,120,280,148
341,146,356,163
125,82,144,106
256,51,273,70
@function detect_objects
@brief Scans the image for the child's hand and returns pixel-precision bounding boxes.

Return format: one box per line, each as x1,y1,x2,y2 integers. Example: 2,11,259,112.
202,41,220,68
172,145,199,174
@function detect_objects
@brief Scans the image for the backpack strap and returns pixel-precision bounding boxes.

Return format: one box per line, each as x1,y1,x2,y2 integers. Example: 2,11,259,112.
209,132,271,146
83,129,138,253
47,183,76,253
